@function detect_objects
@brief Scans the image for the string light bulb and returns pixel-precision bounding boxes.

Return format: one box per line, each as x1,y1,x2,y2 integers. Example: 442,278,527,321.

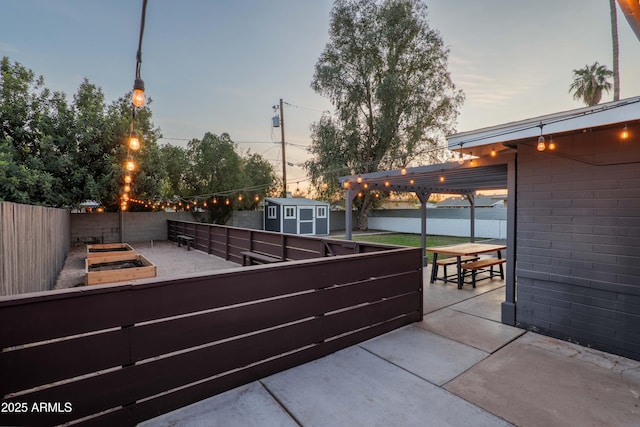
132,78,146,107
126,159,136,171
537,135,546,152
124,184,131,193
124,174,132,184
490,146,496,157
457,152,464,165
548,136,556,150
356,175,363,183
621,124,630,140
439,175,445,182
400,167,407,175
129,130,140,151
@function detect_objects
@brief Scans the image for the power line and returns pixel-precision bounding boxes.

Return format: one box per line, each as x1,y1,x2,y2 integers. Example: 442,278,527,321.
283,101,328,113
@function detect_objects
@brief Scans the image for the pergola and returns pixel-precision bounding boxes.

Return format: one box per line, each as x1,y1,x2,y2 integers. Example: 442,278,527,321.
339,151,512,259
339,151,516,324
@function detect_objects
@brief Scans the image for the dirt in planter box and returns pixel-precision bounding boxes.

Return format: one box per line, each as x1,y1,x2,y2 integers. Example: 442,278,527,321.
88,260,145,272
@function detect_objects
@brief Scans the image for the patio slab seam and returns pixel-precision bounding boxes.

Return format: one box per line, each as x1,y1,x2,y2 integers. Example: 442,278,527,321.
258,379,303,427
416,315,526,356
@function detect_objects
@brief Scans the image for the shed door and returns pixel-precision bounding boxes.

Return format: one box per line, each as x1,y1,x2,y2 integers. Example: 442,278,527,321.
298,207,315,235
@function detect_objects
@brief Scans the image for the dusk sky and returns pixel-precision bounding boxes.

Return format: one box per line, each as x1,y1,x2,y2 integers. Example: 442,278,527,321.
3,0,639,189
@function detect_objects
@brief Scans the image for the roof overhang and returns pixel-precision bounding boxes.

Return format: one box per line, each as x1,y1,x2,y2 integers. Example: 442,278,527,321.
447,96,640,153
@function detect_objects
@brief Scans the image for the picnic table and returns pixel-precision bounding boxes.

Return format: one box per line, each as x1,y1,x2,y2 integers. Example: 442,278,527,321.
426,243,506,289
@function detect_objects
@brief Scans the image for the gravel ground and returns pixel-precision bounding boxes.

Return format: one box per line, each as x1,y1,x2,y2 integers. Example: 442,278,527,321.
54,240,240,289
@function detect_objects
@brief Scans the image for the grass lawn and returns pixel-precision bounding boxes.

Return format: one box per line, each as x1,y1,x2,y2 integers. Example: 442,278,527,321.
348,233,482,262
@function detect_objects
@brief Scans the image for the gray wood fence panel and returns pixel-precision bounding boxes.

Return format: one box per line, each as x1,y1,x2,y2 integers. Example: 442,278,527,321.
0,202,70,296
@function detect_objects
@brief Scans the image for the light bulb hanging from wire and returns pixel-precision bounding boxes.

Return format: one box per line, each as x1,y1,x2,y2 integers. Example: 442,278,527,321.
537,123,546,151
132,78,146,107
621,124,630,140
129,130,141,150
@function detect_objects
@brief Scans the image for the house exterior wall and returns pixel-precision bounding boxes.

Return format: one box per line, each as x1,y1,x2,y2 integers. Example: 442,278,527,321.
515,131,640,360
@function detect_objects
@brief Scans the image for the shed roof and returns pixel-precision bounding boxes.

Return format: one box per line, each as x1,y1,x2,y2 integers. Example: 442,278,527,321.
265,197,329,206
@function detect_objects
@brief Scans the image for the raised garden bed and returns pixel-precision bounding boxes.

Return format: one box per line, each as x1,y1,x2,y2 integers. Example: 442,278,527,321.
85,253,156,285
86,243,135,259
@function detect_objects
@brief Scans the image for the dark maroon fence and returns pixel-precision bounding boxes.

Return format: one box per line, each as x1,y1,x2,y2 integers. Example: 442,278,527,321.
167,220,396,263
0,223,422,426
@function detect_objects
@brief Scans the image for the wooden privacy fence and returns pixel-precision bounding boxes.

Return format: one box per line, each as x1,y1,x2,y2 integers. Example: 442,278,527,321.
0,202,70,296
167,220,396,263
1,223,422,426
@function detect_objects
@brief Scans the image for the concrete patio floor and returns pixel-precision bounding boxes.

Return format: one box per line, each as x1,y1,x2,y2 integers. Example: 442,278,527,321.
132,253,640,427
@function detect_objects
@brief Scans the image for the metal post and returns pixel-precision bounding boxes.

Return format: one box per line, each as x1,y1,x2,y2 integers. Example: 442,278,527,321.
345,188,354,240
502,154,517,325
416,192,431,267
467,194,476,242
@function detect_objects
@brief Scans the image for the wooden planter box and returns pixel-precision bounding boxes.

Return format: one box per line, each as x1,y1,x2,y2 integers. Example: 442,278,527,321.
85,253,156,285
87,243,135,259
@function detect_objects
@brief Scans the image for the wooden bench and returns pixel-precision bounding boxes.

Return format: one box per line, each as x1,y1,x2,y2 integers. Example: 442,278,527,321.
460,257,505,288
241,251,281,266
176,234,194,251
434,255,479,283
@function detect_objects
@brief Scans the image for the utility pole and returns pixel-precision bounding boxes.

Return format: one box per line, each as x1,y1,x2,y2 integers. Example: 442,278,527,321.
279,98,287,198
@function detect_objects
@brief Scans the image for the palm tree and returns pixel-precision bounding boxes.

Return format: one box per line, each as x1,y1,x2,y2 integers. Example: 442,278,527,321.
568,62,614,107
609,0,620,101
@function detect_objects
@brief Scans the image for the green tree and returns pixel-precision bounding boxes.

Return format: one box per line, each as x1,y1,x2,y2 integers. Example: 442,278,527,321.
104,93,163,211
237,151,278,209
0,57,67,206
0,56,163,210
306,0,463,230
185,132,243,224
159,144,189,198
164,133,277,224
569,62,614,107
